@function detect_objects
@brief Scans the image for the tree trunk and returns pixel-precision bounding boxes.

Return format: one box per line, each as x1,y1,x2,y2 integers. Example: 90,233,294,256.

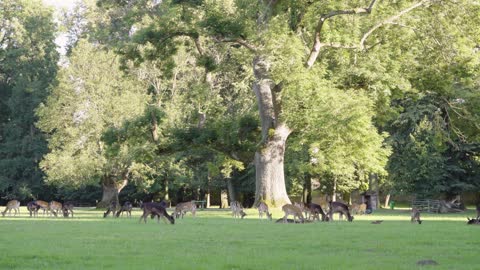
252,55,291,207
384,193,391,208
220,190,228,209
226,179,235,203
332,176,337,201
302,175,312,204
98,176,128,208
164,179,169,201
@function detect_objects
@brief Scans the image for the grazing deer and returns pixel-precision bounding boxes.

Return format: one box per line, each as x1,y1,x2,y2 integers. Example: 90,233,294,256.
467,217,480,225
27,201,40,217
231,201,247,219
103,201,118,218
305,203,328,221
115,201,132,218
411,208,422,224
48,201,63,217
139,202,174,224
62,202,75,218
328,201,354,222
2,200,20,217
258,202,272,220
174,201,196,219
33,200,49,215
351,203,367,215
281,204,305,223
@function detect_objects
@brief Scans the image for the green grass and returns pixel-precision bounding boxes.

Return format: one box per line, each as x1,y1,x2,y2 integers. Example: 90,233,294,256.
0,207,479,270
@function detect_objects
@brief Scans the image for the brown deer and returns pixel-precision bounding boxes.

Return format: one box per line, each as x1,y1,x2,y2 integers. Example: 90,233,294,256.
48,201,63,217
33,200,49,215
62,202,75,218
115,201,132,218
27,201,40,217
328,201,354,222
351,203,367,215
139,202,174,224
2,200,20,217
305,203,328,221
174,201,197,219
411,208,422,224
258,202,272,220
231,201,247,219
281,204,305,223
103,201,118,218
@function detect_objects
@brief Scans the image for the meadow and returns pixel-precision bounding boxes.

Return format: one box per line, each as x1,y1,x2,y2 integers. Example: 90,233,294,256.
0,206,478,270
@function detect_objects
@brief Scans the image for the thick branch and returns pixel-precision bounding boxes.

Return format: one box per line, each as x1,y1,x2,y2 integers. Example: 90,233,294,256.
214,37,258,52
306,0,378,68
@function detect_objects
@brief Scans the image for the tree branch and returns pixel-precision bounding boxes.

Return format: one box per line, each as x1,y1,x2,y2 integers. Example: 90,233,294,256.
306,0,378,68
214,37,258,52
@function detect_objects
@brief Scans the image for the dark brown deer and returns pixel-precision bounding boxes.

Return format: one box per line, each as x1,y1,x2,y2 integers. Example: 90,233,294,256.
258,202,272,220
231,201,246,219
411,208,422,224
115,201,132,218
103,201,118,218
33,200,49,215
281,204,305,223
328,201,354,222
305,203,328,221
62,202,75,218
48,201,63,217
139,202,174,224
27,201,40,217
174,201,196,219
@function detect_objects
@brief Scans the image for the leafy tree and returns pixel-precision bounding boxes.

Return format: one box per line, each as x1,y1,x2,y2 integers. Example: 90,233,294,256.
0,0,59,200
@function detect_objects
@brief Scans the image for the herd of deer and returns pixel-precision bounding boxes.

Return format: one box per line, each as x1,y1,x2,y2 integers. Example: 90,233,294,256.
1,199,74,218
3,199,480,225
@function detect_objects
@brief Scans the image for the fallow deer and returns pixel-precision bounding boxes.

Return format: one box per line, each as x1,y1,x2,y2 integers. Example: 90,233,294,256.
411,208,422,224
62,202,75,218
258,202,272,221
174,201,196,219
139,202,174,224
115,201,132,218
103,201,118,218
351,203,367,215
305,203,328,221
281,204,305,223
231,201,246,219
328,201,354,222
33,200,49,215
48,201,63,217
1,200,20,217
27,201,40,217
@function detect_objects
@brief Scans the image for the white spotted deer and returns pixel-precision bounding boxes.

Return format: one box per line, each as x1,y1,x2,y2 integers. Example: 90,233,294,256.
139,202,175,224
174,201,196,219
2,200,20,217
351,203,367,215
34,200,49,216
231,201,246,219
281,204,305,223
258,202,272,220
115,201,132,218
48,201,63,217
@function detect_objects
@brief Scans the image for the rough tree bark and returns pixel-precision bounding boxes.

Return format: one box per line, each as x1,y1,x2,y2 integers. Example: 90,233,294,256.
252,55,292,207
98,175,128,208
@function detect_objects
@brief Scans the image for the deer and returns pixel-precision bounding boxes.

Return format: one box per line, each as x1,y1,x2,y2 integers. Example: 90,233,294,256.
281,204,305,223
33,200,49,215
411,207,422,224
27,201,40,217
48,201,63,217
351,203,367,215
139,202,174,224
2,200,20,217
328,201,354,222
305,203,328,221
258,202,272,220
231,201,247,219
103,201,118,218
467,217,480,225
62,202,75,218
115,201,132,218
174,201,196,219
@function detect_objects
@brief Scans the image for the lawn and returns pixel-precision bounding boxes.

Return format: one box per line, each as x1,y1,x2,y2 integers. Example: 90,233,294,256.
0,206,478,270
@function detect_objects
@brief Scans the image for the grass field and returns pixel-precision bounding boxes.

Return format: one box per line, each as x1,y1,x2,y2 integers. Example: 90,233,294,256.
0,206,478,270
